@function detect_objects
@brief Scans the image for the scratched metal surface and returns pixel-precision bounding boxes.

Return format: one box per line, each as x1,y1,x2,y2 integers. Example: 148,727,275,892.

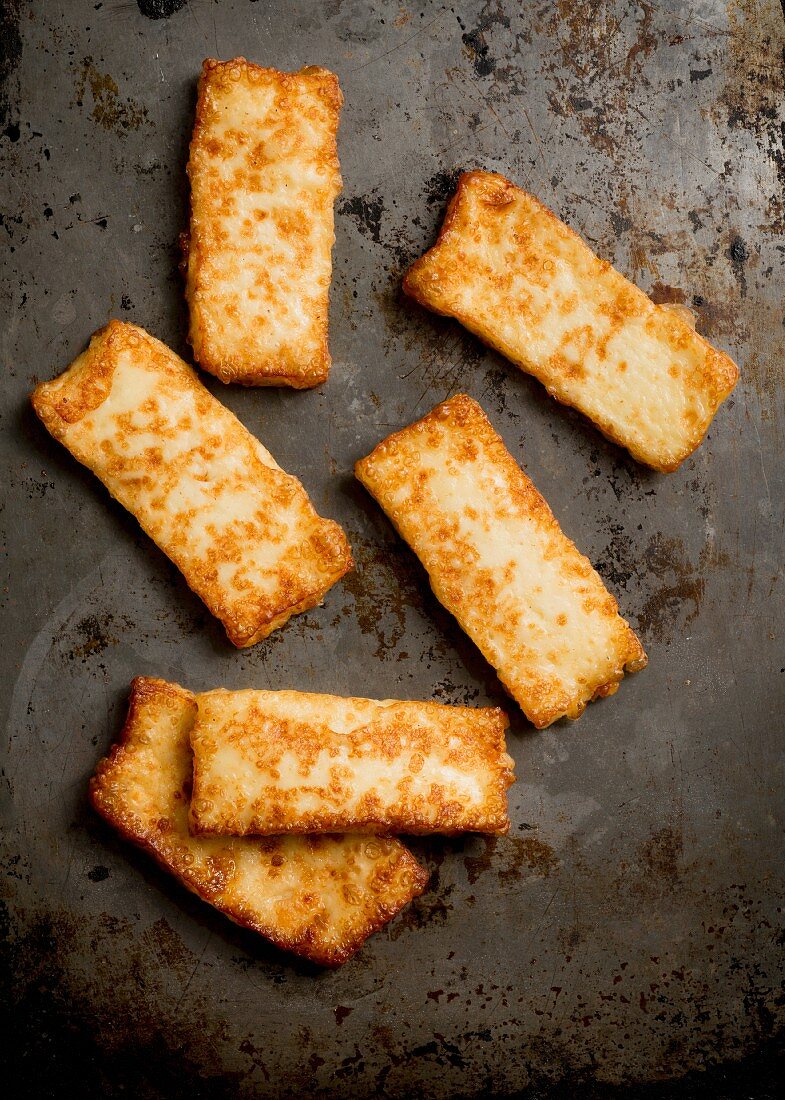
1,0,783,1095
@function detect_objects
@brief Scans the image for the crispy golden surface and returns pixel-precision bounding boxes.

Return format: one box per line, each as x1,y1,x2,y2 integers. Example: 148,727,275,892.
184,58,342,387
90,678,428,967
356,395,647,729
31,321,351,647
404,171,738,472
189,689,514,836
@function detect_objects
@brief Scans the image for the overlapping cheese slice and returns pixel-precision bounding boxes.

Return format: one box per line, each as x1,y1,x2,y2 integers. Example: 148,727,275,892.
90,678,428,967
189,688,514,836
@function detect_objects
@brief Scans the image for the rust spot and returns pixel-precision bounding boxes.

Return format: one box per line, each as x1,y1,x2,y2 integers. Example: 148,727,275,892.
464,834,559,886
142,916,194,976
541,2,659,162
60,611,132,662
629,238,660,281
463,835,499,885
640,825,684,883
688,294,739,341
237,1038,271,1082
501,836,560,882
638,536,706,643
74,59,149,133
547,1,623,80
334,1005,352,1025
711,1,785,233
625,534,735,645
648,282,687,306
623,3,657,77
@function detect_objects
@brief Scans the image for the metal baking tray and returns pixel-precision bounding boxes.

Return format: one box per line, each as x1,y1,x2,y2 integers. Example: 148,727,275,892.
3,1,783,1094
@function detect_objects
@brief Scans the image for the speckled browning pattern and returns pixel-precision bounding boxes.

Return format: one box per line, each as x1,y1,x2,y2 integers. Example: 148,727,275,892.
183,58,342,386
357,395,646,727
189,688,514,836
89,677,429,967
404,171,739,472
30,321,352,646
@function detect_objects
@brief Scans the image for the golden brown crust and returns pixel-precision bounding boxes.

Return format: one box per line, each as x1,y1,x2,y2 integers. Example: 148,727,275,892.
184,58,342,387
404,171,739,472
188,689,514,837
31,321,352,647
356,394,647,729
89,677,428,967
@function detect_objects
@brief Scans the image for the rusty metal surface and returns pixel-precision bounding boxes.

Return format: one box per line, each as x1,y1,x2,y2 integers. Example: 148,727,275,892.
2,0,784,1095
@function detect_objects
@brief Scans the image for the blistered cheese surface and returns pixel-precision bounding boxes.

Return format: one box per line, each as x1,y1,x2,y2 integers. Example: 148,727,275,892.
404,171,738,471
185,58,342,386
189,689,514,836
356,395,647,728
89,678,428,967
31,322,351,646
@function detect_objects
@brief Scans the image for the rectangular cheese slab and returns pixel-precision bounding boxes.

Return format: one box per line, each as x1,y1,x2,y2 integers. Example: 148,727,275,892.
31,321,352,647
189,688,514,836
90,678,428,967
403,171,738,472
356,394,647,728
183,58,342,387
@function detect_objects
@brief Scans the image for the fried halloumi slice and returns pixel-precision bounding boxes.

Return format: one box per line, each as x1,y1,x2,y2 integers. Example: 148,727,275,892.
403,171,738,472
31,321,351,647
189,688,514,836
355,394,647,729
90,678,428,967
183,58,342,387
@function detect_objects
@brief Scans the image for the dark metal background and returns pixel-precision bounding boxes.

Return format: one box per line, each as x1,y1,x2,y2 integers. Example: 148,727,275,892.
2,1,784,1095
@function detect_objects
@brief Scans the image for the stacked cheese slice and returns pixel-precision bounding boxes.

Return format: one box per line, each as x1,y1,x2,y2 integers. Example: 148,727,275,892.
91,677,515,966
